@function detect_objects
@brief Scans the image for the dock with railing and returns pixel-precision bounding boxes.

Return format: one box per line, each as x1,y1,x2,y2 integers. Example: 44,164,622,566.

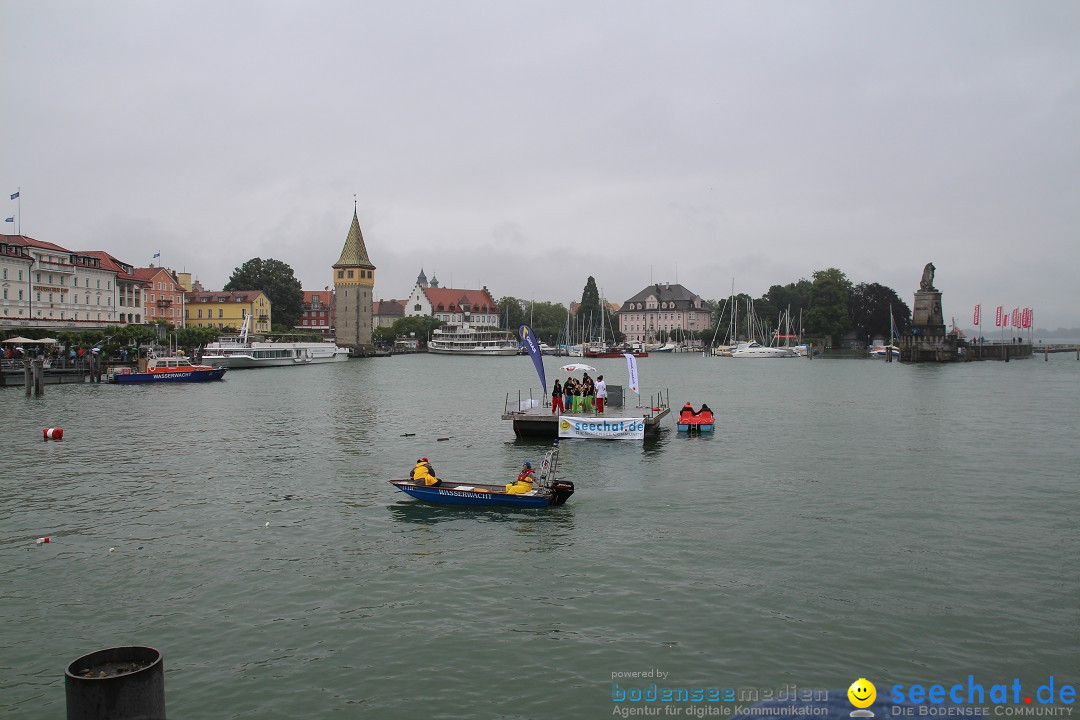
501,385,671,439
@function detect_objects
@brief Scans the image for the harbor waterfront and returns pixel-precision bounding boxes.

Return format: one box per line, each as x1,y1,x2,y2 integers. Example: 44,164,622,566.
2,353,1078,719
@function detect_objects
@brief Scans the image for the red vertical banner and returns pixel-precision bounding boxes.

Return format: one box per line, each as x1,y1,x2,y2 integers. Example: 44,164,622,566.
973,304,981,325
1022,308,1032,329
1012,308,1020,327
995,306,1003,327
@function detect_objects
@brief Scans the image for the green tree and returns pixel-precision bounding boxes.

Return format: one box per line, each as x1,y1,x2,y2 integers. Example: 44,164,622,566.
804,268,853,343
224,258,305,329
496,296,529,332
849,283,912,343
577,277,602,333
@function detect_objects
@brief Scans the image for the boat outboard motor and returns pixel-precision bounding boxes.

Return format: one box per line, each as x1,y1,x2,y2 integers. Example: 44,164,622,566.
548,480,575,506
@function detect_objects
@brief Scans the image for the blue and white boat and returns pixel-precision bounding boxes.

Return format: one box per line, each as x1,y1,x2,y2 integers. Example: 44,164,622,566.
109,356,227,384
390,444,573,508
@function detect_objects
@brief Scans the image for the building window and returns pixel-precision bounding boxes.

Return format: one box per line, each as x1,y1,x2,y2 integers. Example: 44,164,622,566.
218,309,223,318
337,270,344,279
347,270,354,278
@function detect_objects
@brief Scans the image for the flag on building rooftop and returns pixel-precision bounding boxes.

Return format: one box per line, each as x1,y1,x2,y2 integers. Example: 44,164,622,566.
4,217,12,223
10,191,19,200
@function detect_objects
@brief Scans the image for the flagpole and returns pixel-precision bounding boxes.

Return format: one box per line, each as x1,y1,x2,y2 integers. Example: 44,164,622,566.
16,187,20,235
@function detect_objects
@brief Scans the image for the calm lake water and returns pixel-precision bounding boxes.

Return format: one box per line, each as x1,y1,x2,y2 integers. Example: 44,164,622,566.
2,352,1078,719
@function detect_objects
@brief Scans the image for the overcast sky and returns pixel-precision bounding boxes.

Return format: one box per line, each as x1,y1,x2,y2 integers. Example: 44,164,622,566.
2,1,1078,328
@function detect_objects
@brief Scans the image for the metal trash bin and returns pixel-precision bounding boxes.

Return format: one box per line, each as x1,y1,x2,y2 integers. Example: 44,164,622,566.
65,646,165,720
607,384,624,408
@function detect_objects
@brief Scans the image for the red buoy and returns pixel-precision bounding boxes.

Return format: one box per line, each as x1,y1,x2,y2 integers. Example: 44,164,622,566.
43,428,64,441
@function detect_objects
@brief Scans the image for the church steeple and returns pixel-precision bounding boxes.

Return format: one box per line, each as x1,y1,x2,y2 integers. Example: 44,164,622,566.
417,268,429,288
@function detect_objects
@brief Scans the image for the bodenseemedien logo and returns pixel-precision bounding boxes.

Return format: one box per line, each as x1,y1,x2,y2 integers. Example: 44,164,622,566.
849,678,877,718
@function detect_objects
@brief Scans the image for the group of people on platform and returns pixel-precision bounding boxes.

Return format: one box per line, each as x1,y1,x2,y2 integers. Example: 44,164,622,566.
408,458,538,495
551,373,607,415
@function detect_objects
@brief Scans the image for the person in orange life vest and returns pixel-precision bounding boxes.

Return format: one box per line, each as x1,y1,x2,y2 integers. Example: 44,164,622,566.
680,402,695,420
411,457,440,486
505,461,535,494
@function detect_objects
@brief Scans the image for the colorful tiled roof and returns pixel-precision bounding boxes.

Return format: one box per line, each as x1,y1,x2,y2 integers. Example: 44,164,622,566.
333,209,374,268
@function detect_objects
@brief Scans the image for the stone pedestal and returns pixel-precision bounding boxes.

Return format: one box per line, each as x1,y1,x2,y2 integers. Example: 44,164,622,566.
902,290,959,362
912,290,945,332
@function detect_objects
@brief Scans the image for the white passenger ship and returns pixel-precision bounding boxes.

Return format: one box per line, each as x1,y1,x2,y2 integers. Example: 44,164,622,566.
427,323,519,356
201,318,350,368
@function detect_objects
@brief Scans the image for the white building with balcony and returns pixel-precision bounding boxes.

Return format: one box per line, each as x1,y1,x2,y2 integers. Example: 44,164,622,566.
1,234,127,329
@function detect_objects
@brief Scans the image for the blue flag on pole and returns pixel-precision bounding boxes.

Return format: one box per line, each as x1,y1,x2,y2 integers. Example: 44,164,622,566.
10,191,18,200
4,217,12,223
152,252,161,258
518,324,547,395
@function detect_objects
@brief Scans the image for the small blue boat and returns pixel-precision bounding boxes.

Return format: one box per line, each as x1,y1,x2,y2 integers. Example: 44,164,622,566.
390,443,573,508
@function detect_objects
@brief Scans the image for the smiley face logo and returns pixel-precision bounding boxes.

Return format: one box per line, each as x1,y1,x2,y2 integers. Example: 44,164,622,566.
848,678,876,709
559,419,571,431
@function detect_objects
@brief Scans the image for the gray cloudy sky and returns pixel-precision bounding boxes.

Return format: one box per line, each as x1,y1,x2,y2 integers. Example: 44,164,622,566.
3,1,1078,328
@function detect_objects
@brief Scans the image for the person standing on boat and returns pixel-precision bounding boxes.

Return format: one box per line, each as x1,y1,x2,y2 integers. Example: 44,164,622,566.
595,375,607,414
551,379,564,414
411,457,440,487
505,461,535,494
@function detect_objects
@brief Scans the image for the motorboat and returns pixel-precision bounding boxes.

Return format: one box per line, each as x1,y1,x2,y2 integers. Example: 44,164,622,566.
869,344,900,359
730,342,797,358
389,443,573,507
109,356,227,383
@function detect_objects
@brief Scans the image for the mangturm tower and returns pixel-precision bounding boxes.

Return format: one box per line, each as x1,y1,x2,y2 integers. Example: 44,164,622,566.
333,206,376,356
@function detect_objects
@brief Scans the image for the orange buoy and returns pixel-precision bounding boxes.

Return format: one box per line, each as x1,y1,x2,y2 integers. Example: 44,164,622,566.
43,428,64,441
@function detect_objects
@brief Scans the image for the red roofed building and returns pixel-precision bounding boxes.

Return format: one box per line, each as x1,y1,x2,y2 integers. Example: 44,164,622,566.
84,251,148,325
298,289,335,336
132,266,186,326
2,234,126,328
404,270,501,326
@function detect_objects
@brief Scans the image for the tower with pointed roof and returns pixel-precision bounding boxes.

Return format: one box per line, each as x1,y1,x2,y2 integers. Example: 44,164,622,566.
333,206,376,354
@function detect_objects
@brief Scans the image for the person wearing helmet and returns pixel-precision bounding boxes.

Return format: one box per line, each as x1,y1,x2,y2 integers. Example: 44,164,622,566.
505,461,535,494
411,457,440,486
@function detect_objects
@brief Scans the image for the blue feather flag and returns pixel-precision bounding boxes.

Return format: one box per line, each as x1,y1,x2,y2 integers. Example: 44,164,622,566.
518,324,547,395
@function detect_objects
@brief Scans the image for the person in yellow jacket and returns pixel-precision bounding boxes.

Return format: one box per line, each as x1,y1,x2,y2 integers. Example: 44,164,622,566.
411,457,440,486
505,461,535,494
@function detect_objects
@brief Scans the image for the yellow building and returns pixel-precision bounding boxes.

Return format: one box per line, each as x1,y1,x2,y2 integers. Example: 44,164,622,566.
184,289,271,332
